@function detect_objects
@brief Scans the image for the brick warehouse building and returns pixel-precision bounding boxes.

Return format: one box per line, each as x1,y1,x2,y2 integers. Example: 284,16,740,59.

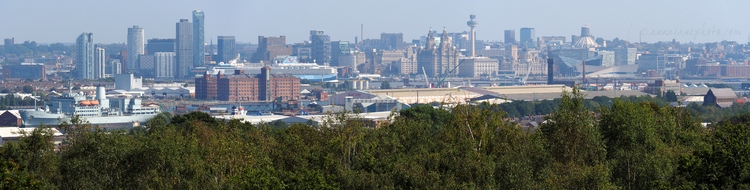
195,67,301,101
0,110,22,127
195,72,218,100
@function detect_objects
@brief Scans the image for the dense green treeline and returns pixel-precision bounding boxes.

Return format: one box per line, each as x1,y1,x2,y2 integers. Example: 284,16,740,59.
500,92,750,123
0,94,38,110
495,94,668,119
2,88,750,189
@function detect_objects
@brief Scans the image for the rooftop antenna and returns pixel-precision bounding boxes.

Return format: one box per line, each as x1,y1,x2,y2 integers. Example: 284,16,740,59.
626,23,632,47
360,24,363,46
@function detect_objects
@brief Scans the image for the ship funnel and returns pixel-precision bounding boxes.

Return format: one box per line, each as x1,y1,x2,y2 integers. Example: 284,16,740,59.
96,85,110,109
96,85,107,100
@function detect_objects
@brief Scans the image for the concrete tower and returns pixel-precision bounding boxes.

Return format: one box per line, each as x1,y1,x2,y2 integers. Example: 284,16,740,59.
127,26,144,73
466,14,478,57
76,33,94,80
94,46,106,79
176,19,193,79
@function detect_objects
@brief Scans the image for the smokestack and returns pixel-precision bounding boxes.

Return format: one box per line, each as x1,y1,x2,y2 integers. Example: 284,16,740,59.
582,60,587,85
547,57,554,84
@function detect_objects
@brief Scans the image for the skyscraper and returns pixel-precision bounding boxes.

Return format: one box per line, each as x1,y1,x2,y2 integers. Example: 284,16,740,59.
176,19,193,79
94,46,106,79
146,38,175,53
127,26,144,73
192,10,205,67
520,27,535,43
217,36,236,63
615,48,637,66
504,30,516,44
154,52,175,79
253,36,292,63
380,33,404,50
309,30,331,65
109,59,122,75
76,33,95,80
330,41,350,66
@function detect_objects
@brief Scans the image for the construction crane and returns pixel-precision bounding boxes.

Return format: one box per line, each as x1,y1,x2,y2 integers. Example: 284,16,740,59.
435,59,468,88
522,62,533,85
422,67,431,88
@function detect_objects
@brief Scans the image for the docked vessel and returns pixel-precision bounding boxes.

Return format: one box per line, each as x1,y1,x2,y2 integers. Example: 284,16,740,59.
20,85,159,127
208,56,338,81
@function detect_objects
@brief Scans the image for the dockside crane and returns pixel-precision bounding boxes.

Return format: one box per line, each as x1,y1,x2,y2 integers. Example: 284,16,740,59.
422,67,431,88
435,59,468,88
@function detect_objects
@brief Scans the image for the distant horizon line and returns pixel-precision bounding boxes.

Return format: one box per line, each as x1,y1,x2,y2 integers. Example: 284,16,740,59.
8,39,746,46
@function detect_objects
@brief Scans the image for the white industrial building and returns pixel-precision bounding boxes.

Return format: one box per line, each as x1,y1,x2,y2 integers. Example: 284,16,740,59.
0,127,64,146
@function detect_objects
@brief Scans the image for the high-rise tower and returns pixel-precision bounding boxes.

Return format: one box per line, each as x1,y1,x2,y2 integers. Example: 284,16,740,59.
520,27,535,43
76,33,94,80
504,30,516,44
146,38,175,53
466,14,478,57
176,19,193,79
310,30,331,65
217,36,236,63
253,36,292,63
127,26,144,73
193,10,205,67
94,46,106,79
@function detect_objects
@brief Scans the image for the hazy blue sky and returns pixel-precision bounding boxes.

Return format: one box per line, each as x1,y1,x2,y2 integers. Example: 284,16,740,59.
1,0,747,44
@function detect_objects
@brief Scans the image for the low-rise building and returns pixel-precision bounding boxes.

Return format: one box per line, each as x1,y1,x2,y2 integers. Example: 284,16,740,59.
0,127,64,145
0,110,21,127
196,67,301,101
3,63,46,81
703,88,737,108
458,57,499,78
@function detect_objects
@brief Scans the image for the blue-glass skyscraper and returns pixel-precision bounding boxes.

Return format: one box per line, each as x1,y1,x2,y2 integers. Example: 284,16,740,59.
520,27,535,43
192,10,205,67
217,36,236,63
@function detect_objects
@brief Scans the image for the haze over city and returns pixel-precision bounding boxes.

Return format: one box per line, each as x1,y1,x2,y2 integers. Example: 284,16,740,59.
1,0,748,43
6,1,750,189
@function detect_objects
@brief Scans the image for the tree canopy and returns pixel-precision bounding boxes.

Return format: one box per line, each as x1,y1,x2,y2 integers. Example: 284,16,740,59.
1,87,749,189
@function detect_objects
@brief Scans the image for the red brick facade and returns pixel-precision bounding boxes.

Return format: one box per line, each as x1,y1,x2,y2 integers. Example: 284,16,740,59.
196,67,300,102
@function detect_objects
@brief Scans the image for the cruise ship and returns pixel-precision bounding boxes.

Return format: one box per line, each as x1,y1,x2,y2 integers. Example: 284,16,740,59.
207,56,338,81
20,86,159,127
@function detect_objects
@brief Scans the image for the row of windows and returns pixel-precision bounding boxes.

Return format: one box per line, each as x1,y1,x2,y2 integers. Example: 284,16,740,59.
75,109,99,113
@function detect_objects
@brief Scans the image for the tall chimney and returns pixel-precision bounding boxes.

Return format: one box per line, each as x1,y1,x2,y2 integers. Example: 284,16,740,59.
582,60,587,85
547,57,554,84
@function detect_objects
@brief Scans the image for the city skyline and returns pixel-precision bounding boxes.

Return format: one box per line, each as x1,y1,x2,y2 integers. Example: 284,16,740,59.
1,0,747,44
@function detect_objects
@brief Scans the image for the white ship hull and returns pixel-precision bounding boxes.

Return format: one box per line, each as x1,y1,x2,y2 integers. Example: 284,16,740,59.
20,110,157,127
